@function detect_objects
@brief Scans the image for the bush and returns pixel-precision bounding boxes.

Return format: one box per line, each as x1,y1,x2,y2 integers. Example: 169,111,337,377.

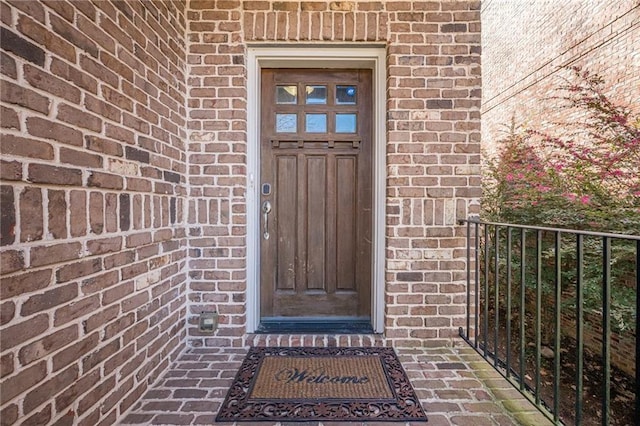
482,67,639,333
483,67,640,233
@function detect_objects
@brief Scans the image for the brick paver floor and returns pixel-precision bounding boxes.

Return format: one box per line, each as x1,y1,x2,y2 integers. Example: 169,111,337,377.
121,336,553,425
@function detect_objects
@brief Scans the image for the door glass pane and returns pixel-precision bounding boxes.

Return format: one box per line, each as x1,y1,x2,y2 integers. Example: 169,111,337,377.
305,85,327,104
276,113,297,132
276,85,297,104
336,113,357,133
336,85,356,104
305,113,327,133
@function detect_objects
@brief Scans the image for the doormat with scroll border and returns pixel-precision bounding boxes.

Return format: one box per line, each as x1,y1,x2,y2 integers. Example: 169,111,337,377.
215,346,428,422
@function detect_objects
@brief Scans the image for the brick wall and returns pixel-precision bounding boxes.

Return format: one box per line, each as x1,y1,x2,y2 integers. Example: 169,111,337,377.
186,0,482,348
482,0,640,152
0,1,188,425
562,311,636,377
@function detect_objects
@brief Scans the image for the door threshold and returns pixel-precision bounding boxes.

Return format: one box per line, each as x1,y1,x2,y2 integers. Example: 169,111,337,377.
257,318,373,334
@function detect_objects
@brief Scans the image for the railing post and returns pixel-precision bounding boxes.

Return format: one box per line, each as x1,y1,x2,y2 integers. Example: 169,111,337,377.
494,226,500,367
553,231,562,423
535,230,542,406
520,228,526,392
466,219,471,340
636,240,639,423
576,234,584,426
475,221,480,348
506,227,512,378
602,237,611,426
484,224,490,358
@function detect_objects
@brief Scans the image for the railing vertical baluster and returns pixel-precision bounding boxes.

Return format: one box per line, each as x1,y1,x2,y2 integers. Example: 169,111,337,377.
553,231,562,423
520,228,526,392
635,240,639,423
494,226,500,367
484,225,490,358
475,222,480,348
535,230,542,406
466,220,471,340
602,237,611,426
506,227,512,378
576,235,584,426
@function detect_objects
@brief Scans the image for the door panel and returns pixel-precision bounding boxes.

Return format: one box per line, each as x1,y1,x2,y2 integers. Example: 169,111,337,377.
306,156,327,290
275,155,297,291
336,156,356,291
260,69,373,321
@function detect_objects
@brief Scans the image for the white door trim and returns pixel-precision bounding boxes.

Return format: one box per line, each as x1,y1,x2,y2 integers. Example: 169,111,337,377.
246,45,387,333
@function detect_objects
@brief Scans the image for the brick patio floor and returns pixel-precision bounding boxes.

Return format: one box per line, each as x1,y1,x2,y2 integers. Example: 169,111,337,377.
121,336,553,425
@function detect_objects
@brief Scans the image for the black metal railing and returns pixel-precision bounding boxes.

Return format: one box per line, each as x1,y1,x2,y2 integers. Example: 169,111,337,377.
459,218,639,425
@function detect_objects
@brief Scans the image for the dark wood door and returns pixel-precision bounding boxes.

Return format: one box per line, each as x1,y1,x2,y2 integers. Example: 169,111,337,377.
260,69,373,322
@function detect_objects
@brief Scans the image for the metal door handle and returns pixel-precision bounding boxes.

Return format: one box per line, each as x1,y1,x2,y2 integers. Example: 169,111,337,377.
262,200,271,240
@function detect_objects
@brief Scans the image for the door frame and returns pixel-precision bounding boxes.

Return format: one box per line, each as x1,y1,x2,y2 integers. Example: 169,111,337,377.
246,45,387,333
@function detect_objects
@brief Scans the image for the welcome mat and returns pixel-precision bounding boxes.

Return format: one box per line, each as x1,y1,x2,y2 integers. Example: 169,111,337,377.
216,346,427,422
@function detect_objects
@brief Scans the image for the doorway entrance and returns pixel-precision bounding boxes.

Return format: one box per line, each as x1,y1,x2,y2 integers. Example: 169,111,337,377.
245,46,386,334
258,69,373,332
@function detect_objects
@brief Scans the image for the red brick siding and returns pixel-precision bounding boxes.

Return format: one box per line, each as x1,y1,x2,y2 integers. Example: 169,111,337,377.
562,311,636,377
482,1,640,152
186,0,481,348
0,1,188,425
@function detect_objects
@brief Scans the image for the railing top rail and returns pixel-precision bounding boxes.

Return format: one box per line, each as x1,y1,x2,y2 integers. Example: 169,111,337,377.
460,218,640,241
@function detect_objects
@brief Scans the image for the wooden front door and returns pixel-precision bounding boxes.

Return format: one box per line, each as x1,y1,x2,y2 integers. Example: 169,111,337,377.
259,69,373,325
